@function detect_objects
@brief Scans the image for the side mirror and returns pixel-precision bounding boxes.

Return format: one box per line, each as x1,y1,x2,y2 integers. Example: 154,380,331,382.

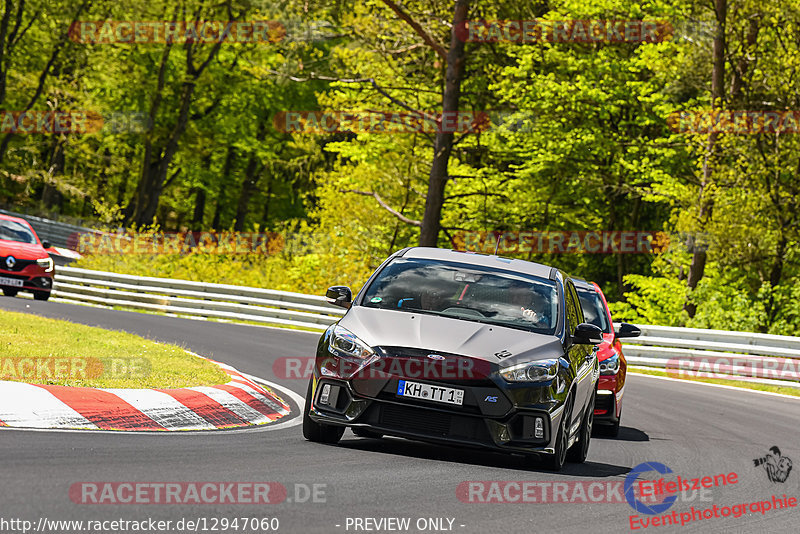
615,322,641,339
326,285,352,309
41,240,51,249
573,323,603,345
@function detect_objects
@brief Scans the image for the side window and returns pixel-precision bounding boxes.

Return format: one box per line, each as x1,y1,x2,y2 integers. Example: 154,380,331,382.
564,280,579,336
570,283,586,325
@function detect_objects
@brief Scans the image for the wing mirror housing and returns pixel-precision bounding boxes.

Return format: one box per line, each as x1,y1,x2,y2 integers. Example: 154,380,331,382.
615,322,641,339
326,286,353,309
573,323,604,345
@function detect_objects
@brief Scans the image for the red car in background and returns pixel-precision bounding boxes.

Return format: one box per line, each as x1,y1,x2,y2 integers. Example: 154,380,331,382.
0,214,54,301
574,279,640,436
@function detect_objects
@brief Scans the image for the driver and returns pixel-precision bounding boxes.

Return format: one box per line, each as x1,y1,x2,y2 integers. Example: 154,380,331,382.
420,288,451,312
508,282,550,327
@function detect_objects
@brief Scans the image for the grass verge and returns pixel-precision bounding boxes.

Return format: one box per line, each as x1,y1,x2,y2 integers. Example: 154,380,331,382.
0,309,229,388
629,366,800,397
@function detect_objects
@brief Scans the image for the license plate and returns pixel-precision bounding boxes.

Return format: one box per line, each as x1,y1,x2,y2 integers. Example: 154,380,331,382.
0,276,23,288
397,380,464,406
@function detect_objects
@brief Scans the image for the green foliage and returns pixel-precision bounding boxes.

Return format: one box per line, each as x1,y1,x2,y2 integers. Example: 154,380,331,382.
0,309,228,388
4,0,800,335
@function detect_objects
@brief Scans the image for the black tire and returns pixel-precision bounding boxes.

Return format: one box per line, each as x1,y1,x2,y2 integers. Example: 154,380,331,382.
302,379,344,444
2,288,18,297
33,291,50,301
567,390,595,463
541,394,573,471
352,428,383,439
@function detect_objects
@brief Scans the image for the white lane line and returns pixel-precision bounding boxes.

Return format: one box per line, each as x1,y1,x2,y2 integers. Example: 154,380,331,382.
104,388,215,430
0,382,99,429
189,386,271,424
629,372,800,400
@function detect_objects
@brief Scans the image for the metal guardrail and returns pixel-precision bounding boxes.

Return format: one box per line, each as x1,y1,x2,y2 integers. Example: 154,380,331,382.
49,266,800,387
53,266,345,331
618,323,800,388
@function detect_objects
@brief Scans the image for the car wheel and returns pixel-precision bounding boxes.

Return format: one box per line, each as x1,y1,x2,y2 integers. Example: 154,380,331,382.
541,393,573,471
352,428,383,439
567,390,595,463
2,288,18,297
302,379,344,444
33,291,50,301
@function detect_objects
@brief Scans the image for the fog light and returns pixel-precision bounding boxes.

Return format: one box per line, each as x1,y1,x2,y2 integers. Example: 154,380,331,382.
499,426,510,442
534,417,544,439
320,383,331,405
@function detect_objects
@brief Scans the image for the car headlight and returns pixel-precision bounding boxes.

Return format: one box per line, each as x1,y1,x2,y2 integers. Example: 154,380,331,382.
36,257,54,273
500,358,560,382
600,354,620,375
328,325,375,360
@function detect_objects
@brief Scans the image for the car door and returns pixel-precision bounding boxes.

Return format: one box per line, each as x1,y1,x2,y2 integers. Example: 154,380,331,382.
564,279,593,419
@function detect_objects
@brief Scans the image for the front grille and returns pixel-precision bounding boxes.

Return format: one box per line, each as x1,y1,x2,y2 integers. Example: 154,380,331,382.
380,403,452,437
0,257,36,272
368,402,494,444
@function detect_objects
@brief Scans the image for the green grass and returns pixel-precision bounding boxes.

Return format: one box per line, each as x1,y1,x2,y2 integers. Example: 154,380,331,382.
629,366,800,397
0,310,229,388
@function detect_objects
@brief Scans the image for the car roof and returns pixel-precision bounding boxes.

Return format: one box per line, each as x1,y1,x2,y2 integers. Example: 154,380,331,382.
0,213,32,226
399,247,557,280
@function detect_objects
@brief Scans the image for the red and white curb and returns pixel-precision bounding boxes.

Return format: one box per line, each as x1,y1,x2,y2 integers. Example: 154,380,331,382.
0,358,291,431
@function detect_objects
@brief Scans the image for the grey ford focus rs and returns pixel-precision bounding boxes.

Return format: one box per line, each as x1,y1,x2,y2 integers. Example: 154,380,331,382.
303,247,602,470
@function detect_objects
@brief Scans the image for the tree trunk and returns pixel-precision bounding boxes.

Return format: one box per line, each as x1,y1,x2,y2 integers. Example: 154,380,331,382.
261,174,273,228
233,124,268,231
192,188,207,230
212,146,236,230
684,0,727,318
417,0,468,247
233,157,262,232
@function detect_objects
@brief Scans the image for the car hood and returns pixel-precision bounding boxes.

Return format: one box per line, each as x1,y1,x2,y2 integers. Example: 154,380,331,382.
0,240,47,260
339,306,564,365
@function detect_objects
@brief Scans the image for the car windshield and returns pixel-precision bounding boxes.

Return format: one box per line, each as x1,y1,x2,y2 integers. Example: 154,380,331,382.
361,257,559,334
577,288,612,334
0,220,37,244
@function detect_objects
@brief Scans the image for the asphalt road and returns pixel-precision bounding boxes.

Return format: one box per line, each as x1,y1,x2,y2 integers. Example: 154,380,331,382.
1,297,798,534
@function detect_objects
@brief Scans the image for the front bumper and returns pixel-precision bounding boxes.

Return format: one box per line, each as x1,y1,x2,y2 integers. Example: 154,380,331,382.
307,375,567,457
594,376,621,422
0,266,53,294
